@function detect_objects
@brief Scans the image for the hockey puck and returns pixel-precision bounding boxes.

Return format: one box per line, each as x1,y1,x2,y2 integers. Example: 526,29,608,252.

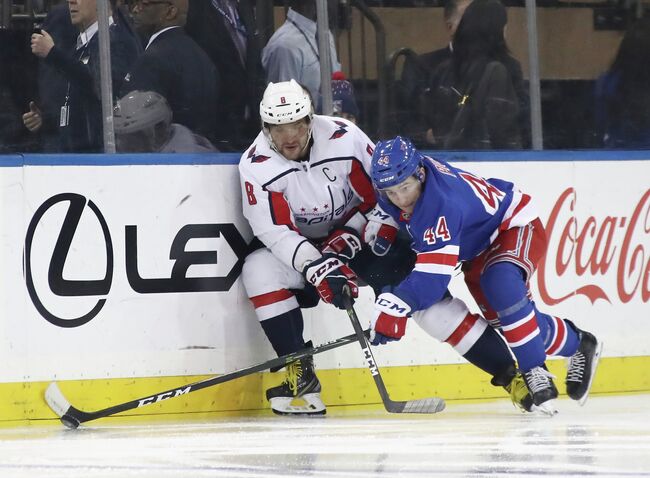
60,414,80,429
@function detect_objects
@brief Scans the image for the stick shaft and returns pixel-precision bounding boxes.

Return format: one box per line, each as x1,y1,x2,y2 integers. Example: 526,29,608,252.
344,301,402,411
343,296,445,414
49,331,364,424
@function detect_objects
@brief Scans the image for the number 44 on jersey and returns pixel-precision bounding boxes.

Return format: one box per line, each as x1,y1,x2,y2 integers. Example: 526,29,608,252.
423,216,451,245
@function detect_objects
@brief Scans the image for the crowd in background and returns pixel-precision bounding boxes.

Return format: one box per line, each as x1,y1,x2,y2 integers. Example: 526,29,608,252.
0,0,649,154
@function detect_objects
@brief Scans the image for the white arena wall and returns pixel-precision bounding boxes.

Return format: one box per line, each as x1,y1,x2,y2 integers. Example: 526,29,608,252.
1,151,648,424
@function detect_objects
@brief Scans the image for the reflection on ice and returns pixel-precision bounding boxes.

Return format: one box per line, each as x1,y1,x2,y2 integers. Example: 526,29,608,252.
0,394,649,477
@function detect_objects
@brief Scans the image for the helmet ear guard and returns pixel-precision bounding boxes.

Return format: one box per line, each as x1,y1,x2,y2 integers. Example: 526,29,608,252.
415,165,426,183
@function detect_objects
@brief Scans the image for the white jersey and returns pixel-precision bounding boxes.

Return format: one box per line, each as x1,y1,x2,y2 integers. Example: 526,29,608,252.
239,115,376,273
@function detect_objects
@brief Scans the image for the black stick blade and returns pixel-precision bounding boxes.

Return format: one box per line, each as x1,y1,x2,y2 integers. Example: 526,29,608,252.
60,413,81,429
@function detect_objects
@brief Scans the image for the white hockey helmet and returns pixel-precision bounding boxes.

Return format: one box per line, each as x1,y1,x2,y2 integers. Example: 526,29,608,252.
260,79,313,126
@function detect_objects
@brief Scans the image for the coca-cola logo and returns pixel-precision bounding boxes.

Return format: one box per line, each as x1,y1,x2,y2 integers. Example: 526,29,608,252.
538,187,650,305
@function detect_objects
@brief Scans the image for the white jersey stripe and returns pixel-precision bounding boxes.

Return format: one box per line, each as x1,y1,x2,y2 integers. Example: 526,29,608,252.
419,244,460,256
414,263,456,275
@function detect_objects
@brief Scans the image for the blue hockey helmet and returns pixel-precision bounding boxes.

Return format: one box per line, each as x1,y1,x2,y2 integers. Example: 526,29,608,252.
371,136,423,189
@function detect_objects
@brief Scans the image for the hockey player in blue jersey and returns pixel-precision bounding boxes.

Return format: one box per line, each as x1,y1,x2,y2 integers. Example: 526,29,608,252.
367,136,603,414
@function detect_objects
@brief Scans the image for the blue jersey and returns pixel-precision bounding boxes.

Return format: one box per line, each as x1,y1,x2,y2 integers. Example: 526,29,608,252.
377,155,537,312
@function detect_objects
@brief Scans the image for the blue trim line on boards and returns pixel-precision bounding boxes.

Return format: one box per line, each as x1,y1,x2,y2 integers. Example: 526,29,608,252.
421,149,650,162
0,153,241,167
0,150,649,167
0,156,23,167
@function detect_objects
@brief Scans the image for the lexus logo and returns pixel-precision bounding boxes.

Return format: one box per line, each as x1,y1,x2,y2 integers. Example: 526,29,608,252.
24,193,248,328
24,193,113,328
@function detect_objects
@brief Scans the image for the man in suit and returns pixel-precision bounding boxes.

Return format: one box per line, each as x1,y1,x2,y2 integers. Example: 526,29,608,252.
122,0,218,143
32,2,77,152
186,0,263,150
23,0,140,152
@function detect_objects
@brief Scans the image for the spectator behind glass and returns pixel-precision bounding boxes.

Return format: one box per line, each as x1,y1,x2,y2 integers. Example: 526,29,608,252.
262,0,340,110
32,2,78,152
594,18,650,149
114,90,216,153
22,0,140,153
427,0,525,150
330,71,359,124
398,0,471,146
121,0,219,144
0,28,40,153
186,0,264,151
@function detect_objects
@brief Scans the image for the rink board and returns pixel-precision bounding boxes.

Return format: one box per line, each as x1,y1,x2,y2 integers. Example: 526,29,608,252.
0,151,649,424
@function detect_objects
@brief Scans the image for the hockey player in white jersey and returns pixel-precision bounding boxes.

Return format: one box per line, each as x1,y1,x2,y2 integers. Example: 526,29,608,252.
239,80,533,416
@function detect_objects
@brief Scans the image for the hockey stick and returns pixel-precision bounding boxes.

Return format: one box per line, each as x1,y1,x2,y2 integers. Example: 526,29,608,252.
45,330,366,429
343,292,446,414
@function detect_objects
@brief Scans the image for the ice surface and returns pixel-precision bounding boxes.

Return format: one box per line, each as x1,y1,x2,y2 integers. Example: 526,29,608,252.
1,394,649,477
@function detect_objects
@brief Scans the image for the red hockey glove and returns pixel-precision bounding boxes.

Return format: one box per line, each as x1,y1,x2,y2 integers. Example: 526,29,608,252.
303,255,359,309
321,227,362,262
370,292,411,345
362,206,399,256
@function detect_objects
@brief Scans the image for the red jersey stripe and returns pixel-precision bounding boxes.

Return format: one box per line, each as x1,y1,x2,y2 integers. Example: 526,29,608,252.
348,159,376,214
501,193,531,231
416,252,459,266
269,191,297,230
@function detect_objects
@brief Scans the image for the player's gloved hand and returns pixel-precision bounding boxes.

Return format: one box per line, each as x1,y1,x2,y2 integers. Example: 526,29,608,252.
303,255,359,309
362,206,398,256
370,292,411,346
321,227,362,262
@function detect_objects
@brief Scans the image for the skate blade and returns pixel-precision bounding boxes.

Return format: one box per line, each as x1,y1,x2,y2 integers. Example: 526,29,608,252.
531,399,558,416
577,339,604,407
270,393,326,416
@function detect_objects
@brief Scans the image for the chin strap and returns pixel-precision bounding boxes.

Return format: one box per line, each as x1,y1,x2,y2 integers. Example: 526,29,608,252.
299,126,313,158
262,125,279,154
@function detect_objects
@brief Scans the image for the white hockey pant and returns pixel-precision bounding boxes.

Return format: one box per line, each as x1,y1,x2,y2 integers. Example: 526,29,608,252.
241,248,306,322
412,297,488,355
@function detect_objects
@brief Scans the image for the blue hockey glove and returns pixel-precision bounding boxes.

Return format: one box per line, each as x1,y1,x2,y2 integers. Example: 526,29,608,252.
362,206,399,256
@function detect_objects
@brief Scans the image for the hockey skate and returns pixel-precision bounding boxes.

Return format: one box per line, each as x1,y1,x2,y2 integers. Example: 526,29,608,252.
504,372,534,413
566,329,603,406
491,365,533,413
266,355,326,416
522,365,558,416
